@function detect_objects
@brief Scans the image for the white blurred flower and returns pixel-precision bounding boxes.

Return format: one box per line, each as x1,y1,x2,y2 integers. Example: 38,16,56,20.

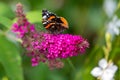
91,58,118,80
103,0,117,18
107,15,120,36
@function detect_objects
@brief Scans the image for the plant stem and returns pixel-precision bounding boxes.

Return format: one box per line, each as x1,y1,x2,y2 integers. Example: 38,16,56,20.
67,58,76,71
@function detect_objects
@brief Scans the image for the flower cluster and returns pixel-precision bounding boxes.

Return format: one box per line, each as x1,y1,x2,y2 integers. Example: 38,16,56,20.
91,58,118,80
12,3,89,69
11,3,35,38
26,33,89,69
12,22,35,38
40,34,89,59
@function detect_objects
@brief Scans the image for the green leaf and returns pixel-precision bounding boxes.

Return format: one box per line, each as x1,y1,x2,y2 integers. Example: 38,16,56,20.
0,2,15,19
26,11,42,23
0,16,12,29
0,35,24,80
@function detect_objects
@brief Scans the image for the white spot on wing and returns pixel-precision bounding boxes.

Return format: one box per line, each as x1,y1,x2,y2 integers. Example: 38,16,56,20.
43,22,47,24
46,13,49,16
43,15,47,19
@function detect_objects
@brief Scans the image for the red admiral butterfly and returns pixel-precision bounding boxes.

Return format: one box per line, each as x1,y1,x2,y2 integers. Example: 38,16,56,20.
42,10,69,34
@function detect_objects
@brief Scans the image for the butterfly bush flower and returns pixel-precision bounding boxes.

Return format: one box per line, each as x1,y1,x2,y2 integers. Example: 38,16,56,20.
28,33,89,69
12,3,89,69
40,34,89,59
91,58,118,80
31,33,89,60
11,3,35,38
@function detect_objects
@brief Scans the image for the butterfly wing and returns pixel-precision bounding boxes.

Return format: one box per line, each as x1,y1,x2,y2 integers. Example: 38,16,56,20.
42,10,69,34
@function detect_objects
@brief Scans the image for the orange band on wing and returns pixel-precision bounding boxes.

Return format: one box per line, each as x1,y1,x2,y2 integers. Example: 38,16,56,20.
61,24,68,29
48,16,55,21
45,23,55,29
60,17,69,28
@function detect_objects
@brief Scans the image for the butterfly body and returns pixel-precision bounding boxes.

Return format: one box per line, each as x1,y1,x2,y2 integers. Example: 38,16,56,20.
42,10,69,34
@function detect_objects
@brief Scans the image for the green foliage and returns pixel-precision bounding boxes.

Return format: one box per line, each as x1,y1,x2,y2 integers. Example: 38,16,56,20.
0,2,15,19
0,35,23,80
0,0,120,80
0,16,12,30
26,11,42,23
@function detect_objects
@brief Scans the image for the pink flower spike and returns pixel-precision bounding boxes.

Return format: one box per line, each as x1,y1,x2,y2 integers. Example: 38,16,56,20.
39,33,89,59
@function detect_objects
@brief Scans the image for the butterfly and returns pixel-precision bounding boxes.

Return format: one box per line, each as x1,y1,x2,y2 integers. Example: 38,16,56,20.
42,10,69,34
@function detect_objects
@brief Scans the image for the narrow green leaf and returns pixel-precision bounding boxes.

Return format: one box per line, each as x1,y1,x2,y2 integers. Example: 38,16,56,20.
0,16,12,29
0,35,24,80
26,11,42,23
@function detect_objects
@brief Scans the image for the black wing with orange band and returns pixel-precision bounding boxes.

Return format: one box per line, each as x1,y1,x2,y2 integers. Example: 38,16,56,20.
42,10,69,33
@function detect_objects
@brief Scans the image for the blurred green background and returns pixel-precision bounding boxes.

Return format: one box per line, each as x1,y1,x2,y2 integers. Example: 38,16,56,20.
0,0,120,80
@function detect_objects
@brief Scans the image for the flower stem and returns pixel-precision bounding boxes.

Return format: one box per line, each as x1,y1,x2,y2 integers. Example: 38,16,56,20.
67,58,76,71
104,32,112,61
